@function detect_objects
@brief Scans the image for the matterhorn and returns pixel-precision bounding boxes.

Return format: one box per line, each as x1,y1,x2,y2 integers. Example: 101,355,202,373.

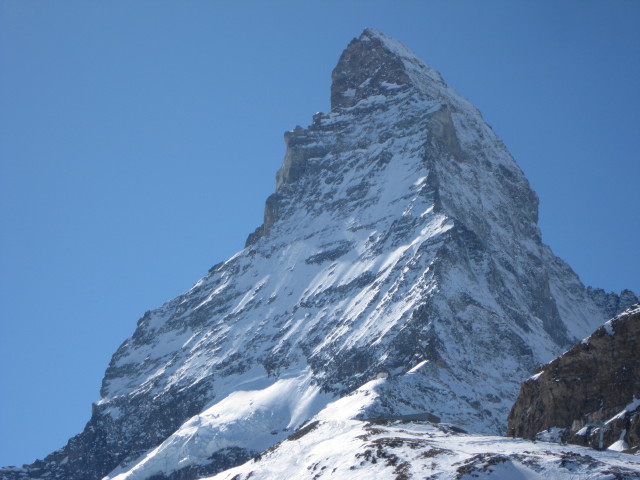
3,28,638,480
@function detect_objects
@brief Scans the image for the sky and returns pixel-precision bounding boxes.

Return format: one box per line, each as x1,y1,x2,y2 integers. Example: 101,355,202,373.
1,0,638,468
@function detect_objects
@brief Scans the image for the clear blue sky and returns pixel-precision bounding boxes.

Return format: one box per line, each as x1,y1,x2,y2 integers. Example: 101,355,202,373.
1,1,638,467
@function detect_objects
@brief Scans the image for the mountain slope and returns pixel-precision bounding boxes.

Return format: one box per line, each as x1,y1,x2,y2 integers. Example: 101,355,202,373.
206,416,640,480
508,304,640,451
1,28,636,480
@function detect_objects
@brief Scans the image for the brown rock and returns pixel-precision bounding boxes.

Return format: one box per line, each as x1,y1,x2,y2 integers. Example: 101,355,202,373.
507,304,640,451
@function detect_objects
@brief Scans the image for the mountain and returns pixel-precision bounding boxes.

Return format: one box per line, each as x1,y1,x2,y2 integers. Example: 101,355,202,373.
508,304,640,452
2,28,637,480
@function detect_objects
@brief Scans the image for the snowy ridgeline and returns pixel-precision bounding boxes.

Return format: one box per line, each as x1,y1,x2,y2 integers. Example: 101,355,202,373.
210,420,640,480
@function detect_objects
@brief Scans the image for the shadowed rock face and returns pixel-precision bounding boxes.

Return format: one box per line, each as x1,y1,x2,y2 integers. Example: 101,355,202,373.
507,305,640,452
330,29,412,110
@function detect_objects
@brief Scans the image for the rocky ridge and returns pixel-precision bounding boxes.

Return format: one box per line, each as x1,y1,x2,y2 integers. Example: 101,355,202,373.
507,304,640,452
1,29,637,480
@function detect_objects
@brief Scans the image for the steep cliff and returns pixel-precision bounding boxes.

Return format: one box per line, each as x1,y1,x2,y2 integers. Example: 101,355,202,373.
508,304,640,452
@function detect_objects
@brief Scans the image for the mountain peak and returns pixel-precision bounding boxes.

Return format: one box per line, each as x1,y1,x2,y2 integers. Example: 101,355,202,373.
3,29,635,480
330,28,444,110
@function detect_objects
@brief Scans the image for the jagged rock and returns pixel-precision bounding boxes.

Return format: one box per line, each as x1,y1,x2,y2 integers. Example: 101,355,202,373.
587,287,639,320
2,28,637,480
507,304,640,452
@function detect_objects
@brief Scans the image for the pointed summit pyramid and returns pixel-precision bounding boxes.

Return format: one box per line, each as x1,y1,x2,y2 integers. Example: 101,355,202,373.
2,29,636,480
330,28,452,110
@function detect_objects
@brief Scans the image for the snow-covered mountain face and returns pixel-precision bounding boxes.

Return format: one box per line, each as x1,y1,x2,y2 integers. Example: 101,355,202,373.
2,28,637,480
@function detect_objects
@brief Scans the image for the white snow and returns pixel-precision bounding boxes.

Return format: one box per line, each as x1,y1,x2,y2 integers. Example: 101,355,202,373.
605,396,640,425
575,426,589,436
529,371,543,381
603,318,615,335
535,427,565,443
206,418,640,480
407,360,429,374
107,369,333,480
608,429,629,452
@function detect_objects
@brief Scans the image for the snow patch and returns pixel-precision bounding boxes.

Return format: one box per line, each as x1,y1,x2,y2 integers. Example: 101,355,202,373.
605,396,640,425
535,427,565,443
603,318,615,335
608,430,629,452
529,371,543,381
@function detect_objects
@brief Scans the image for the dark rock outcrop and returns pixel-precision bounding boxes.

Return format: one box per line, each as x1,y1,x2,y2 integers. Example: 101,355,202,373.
507,304,640,452
330,28,414,110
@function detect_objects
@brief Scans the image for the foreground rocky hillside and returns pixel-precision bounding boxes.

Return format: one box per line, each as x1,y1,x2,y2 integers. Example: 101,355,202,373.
508,304,640,452
205,380,640,480
2,29,637,480
207,418,640,480
209,421,640,480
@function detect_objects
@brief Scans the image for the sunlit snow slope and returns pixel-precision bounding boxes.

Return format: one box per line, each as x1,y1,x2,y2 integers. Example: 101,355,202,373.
209,390,640,480
2,28,637,480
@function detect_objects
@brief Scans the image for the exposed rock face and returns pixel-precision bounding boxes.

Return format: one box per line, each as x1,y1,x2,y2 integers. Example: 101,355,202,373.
507,304,640,452
587,287,639,320
1,29,637,480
